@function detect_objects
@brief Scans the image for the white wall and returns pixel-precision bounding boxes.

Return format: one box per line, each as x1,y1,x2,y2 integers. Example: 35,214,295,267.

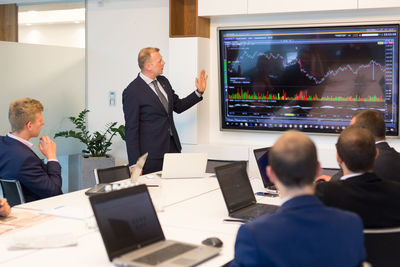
19,23,85,48
0,41,85,191
86,1,400,173
86,0,169,165
0,41,85,156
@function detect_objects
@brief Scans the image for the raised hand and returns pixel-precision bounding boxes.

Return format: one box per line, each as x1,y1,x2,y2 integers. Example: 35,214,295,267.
195,69,208,93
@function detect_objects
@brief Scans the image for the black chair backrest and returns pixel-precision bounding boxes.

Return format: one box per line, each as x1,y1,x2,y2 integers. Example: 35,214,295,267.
94,165,130,184
364,228,400,267
206,159,243,174
0,178,25,207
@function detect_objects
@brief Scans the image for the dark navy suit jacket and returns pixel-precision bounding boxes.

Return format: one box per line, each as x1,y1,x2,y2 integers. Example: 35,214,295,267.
230,195,365,267
122,74,202,165
0,135,62,202
316,172,400,228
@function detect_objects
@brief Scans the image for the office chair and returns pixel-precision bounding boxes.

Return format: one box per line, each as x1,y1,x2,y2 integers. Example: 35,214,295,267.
364,227,400,267
94,165,130,184
206,159,247,173
0,178,26,207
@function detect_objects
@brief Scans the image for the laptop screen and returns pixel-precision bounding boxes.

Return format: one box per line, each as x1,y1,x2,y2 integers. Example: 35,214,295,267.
253,147,273,187
89,185,165,261
96,165,130,184
215,161,256,213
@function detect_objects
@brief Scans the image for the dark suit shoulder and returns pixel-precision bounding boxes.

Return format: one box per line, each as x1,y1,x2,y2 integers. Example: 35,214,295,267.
0,136,35,161
374,142,400,182
316,179,344,192
124,74,145,93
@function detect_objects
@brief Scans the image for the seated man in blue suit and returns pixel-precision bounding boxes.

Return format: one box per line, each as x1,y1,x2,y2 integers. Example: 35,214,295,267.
231,130,365,267
0,98,62,203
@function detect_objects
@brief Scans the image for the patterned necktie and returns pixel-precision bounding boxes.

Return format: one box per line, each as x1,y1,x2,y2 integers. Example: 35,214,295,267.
152,80,168,112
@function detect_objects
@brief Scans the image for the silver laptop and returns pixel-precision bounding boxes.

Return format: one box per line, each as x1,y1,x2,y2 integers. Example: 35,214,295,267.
89,184,220,267
160,153,208,178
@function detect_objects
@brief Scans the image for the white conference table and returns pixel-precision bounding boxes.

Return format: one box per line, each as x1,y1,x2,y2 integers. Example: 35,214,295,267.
0,175,281,267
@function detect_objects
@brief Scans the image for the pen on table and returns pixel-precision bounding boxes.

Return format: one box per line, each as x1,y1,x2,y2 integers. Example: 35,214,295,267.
146,184,159,187
223,218,246,223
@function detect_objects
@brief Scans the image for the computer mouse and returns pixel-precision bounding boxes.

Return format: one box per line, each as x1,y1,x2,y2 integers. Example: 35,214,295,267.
202,237,223,248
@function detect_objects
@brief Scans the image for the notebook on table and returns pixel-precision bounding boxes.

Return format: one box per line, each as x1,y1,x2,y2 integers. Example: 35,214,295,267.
215,161,279,221
89,184,220,267
160,153,209,179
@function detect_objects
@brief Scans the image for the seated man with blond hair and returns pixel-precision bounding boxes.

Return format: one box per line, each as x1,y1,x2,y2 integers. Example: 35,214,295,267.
0,98,62,203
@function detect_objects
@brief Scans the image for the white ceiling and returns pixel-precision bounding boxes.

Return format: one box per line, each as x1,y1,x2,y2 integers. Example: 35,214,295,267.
18,2,84,11
0,0,83,5
18,2,85,25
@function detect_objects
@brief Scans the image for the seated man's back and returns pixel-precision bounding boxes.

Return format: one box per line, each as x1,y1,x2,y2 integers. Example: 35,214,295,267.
316,125,400,228
331,110,400,183
374,142,400,182
316,173,400,228
231,130,365,267
231,195,365,267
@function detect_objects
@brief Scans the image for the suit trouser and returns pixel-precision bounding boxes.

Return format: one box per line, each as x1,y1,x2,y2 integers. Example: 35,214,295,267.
142,136,180,175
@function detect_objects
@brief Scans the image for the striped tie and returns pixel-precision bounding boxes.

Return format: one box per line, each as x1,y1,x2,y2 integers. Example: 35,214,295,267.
152,80,168,112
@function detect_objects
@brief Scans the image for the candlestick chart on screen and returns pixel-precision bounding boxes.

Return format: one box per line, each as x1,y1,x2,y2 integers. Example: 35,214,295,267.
219,24,399,135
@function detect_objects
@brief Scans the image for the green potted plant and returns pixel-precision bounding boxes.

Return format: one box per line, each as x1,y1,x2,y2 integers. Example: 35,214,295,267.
54,109,125,191
54,109,125,157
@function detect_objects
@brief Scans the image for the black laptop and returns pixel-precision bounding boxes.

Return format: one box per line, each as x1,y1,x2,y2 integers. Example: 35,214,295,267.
215,161,278,221
89,184,220,267
253,147,278,192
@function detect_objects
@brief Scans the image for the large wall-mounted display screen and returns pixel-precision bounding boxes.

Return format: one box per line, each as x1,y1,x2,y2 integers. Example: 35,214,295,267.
219,24,399,135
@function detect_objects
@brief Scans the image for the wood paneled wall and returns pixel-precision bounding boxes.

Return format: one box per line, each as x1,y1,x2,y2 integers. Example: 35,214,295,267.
170,0,210,38
0,4,18,42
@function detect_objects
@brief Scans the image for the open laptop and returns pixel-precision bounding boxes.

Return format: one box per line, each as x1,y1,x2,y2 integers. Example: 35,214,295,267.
253,147,278,192
85,153,148,196
160,153,208,178
89,184,220,267
215,161,279,221
253,147,339,185
130,152,148,183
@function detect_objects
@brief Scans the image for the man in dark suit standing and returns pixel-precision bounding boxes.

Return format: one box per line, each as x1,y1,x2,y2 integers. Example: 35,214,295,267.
0,98,62,203
329,110,400,182
231,131,365,267
123,47,207,174
316,126,400,228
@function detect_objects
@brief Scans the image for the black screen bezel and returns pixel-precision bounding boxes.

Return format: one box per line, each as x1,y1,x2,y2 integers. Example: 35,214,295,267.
218,23,400,136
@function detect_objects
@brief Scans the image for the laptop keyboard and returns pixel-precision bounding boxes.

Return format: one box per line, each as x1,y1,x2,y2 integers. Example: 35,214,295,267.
134,243,196,265
232,203,278,221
